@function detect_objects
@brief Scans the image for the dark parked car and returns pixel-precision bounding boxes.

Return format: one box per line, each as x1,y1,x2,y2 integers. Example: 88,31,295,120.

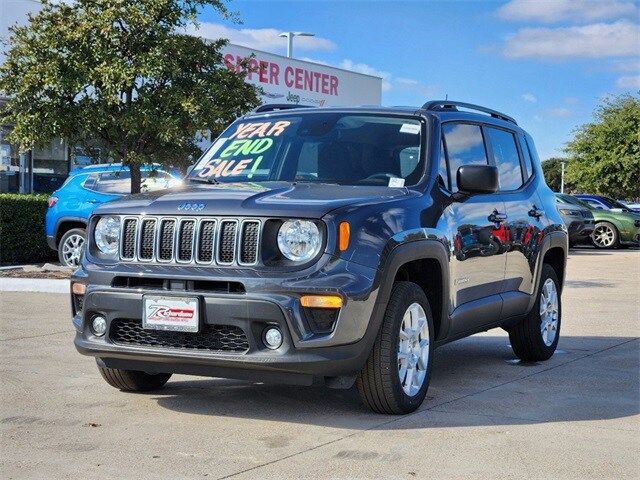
71,101,567,414
562,194,640,248
555,193,594,247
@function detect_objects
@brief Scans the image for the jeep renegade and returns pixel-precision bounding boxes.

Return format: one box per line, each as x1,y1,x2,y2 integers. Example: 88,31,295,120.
71,101,567,414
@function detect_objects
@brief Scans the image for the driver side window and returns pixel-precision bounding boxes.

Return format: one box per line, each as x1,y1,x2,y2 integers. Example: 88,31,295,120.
442,123,489,192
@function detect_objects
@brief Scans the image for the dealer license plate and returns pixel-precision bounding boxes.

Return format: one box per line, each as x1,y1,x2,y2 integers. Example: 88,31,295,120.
143,295,199,333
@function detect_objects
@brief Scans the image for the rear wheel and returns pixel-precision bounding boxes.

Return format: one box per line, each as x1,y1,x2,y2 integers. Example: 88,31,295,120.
58,228,86,267
591,222,619,249
508,264,561,361
356,281,434,414
97,361,171,392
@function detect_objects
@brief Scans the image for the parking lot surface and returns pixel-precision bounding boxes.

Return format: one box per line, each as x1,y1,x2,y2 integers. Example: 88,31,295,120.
1,248,639,479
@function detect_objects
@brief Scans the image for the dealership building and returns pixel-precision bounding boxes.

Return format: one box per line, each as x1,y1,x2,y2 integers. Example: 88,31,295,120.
0,1,382,193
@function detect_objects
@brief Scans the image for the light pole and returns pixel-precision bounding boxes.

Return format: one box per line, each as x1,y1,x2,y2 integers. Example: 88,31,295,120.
278,32,315,58
560,160,566,193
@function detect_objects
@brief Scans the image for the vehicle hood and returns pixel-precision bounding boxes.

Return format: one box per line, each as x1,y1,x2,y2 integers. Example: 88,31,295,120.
93,181,410,218
591,208,640,223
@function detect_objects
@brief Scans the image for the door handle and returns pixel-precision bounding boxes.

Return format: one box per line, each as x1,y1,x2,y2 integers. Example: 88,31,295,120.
528,205,544,219
488,210,507,223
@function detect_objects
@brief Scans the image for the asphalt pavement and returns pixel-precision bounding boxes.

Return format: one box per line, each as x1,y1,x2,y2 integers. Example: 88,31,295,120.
1,248,638,479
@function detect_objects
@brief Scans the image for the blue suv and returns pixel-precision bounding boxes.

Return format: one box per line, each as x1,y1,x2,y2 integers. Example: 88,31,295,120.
46,164,181,267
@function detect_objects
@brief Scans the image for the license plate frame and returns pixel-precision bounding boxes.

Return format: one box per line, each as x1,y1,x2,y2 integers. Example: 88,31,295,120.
142,295,199,333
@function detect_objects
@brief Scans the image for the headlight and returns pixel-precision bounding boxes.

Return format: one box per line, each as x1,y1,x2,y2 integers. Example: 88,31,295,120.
277,220,321,262
94,216,121,255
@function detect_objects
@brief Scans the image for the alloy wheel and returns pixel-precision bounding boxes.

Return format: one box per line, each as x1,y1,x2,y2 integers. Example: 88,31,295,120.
539,278,559,346
593,224,615,248
397,302,430,396
61,233,85,267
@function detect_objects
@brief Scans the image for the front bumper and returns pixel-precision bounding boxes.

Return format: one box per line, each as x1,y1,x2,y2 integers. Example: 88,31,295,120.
566,218,594,242
71,258,383,385
46,234,57,250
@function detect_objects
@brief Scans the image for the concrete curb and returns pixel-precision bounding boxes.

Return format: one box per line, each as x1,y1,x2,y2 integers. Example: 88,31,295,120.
0,278,69,294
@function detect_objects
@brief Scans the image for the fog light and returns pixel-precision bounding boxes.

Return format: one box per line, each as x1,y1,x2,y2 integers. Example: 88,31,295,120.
91,316,107,336
263,327,283,350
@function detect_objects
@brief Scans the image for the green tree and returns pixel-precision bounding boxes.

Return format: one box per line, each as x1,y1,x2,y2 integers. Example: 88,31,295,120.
541,157,568,192
565,94,640,200
0,0,260,193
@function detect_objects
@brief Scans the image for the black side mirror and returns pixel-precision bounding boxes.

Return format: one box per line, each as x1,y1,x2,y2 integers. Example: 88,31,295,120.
456,165,498,197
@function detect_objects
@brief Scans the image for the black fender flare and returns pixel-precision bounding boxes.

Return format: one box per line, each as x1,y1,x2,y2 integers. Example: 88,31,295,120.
367,238,451,344
526,230,567,312
54,216,88,244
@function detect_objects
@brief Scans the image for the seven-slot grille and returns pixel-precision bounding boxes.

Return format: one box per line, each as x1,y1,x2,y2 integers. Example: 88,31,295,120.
119,216,261,265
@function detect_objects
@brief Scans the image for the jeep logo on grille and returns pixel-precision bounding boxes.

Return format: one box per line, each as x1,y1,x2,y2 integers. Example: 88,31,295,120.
177,203,205,211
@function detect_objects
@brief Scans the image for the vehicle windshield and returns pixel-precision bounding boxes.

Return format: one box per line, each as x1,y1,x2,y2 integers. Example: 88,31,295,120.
599,196,630,210
559,194,592,209
188,113,424,187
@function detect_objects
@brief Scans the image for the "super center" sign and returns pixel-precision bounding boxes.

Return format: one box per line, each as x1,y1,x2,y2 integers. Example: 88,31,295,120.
220,44,382,107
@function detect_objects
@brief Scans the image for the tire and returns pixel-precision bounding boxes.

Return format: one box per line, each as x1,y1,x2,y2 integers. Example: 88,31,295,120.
508,264,561,361
591,222,619,249
58,228,86,267
97,361,171,392
356,281,435,414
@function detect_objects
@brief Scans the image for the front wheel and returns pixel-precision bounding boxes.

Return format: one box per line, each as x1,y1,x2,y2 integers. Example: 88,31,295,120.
591,222,619,249
508,264,561,361
356,281,434,414
97,360,172,392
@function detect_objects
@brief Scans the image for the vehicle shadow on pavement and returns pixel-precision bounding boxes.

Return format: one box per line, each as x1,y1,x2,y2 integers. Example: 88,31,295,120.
152,335,639,428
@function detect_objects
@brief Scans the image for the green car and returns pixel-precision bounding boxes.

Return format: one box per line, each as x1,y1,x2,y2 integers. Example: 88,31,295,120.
558,194,640,248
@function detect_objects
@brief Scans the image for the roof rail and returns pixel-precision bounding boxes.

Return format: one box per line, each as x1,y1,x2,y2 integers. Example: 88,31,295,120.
250,103,315,114
422,100,517,125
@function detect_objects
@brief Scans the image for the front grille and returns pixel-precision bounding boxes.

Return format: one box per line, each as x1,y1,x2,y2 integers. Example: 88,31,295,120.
177,220,195,262
159,220,175,261
139,219,156,260
240,221,260,264
110,318,249,353
119,216,260,265
198,220,216,262
122,219,137,259
218,221,237,264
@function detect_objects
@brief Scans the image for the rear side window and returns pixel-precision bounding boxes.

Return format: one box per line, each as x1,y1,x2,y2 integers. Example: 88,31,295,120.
96,171,132,194
518,133,534,180
442,123,488,192
82,174,98,190
438,137,449,189
485,127,523,191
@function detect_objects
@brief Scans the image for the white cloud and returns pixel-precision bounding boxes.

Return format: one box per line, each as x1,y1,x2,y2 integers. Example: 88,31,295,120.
616,75,640,89
546,107,573,118
338,59,392,91
497,0,639,23
611,59,640,72
302,58,436,96
521,93,537,103
185,22,336,52
503,21,640,59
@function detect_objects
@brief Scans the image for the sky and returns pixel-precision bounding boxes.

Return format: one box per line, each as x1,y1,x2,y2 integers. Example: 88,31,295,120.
194,0,640,160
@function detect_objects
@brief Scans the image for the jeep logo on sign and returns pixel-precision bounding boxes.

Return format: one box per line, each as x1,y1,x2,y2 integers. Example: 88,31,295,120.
177,203,205,211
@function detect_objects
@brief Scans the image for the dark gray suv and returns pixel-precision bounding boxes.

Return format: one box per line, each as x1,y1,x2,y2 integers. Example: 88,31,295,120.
71,101,567,414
